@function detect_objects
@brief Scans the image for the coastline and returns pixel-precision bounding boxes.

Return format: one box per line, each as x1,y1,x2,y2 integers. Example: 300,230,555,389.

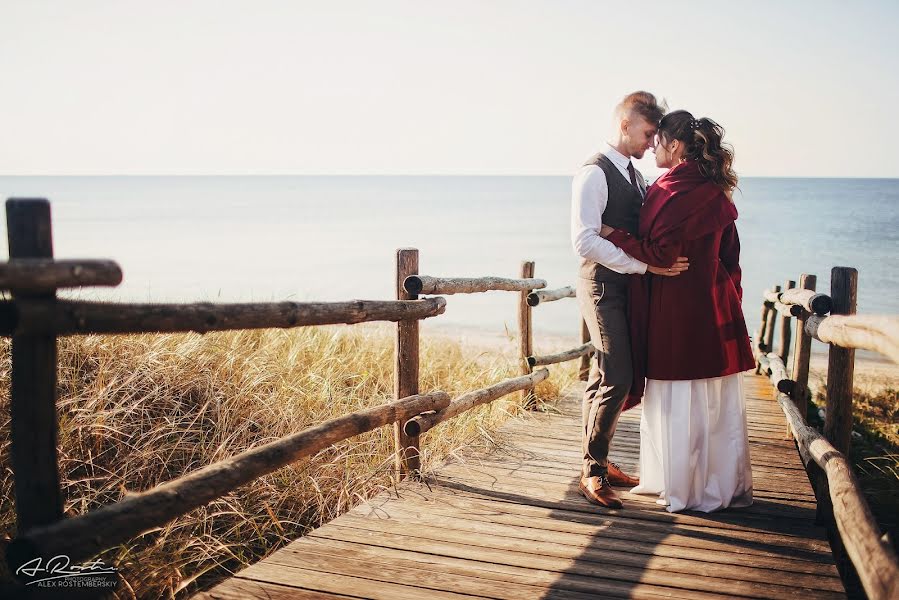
420,321,897,395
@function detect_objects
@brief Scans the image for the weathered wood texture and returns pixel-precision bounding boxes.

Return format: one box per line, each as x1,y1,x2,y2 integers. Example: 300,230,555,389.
780,287,832,316
198,374,847,600
518,262,535,406
404,369,550,437
527,342,593,367
774,300,802,317
823,267,858,456
7,391,451,570
777,280,795,364
763,288,782,304
394,249,421,479
758,352,794,394
755,300,770,353
6,199,63,532
791,274,817,420
777,391,898,600
763,285,781,353
754,301,771,374
527,286,575,306
0,258,122,292
0,297,447,336
805,313,899,365
403,275,547,295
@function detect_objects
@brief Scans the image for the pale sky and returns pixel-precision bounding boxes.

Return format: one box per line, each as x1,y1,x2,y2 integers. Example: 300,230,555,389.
2,1,898,177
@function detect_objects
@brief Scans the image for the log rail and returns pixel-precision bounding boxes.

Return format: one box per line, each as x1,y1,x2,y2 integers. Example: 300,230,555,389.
0,198,597,588
8,195,893,598
754,267,899,600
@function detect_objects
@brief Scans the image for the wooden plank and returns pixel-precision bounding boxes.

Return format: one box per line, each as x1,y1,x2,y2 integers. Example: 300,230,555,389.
196,374,845,599
261,543,624,600
364,491,833,563
402,477,827,540
322,515,842,591
356,487,833,558
236,562,477,600
304,524,843,599
194,577,360,599
283,537,728,600
431,464,819,512
439,436,809,473
349,503,840,577
413,478,824,535
427,457,817,500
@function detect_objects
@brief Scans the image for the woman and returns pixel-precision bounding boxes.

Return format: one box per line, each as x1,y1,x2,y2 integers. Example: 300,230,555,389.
599,110,755,513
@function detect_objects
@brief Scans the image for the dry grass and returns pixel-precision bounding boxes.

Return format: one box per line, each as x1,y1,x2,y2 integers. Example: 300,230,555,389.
0,323,578,598
807,365,899,550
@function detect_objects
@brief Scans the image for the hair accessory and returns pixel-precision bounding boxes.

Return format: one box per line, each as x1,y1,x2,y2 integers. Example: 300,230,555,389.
690,118,701,131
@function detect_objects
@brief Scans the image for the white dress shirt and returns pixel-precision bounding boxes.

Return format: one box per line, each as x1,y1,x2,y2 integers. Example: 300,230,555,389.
571,144,648,274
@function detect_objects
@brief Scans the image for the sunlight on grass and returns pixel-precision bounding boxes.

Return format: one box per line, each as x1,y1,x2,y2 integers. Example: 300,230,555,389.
809,380,898,550
0,323,578,598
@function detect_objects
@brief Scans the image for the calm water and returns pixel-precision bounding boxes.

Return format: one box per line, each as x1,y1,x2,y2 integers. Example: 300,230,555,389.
0,176,896,345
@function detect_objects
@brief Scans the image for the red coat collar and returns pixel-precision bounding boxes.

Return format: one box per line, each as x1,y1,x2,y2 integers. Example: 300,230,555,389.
640,160,737,240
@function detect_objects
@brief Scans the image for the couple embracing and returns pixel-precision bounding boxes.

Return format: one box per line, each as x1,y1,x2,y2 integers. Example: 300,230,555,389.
571,91,756,513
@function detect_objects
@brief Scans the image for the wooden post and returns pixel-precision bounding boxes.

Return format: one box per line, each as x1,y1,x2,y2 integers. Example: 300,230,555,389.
824,267,858,456
763,285,780,358
394,248,420,480
790,274,816,421
777,279,795,365
518,261,535,406
756,300,770,346
579,318,590,381
6,198,63,531
754,300,770,374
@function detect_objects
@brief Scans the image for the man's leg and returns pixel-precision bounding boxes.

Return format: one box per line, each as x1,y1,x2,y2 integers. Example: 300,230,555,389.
576,278,635,506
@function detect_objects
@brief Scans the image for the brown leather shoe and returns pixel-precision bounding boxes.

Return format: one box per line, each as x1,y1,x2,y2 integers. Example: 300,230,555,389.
579,475,623,509
607,462,639,487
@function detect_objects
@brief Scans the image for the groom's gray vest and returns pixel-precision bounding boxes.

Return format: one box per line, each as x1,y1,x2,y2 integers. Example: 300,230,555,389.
578,152,643,284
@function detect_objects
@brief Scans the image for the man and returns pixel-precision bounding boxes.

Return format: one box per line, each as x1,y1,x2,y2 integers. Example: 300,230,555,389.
571,91,687,509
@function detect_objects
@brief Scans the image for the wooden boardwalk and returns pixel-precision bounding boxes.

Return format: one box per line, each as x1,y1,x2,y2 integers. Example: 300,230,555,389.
196,373,845,599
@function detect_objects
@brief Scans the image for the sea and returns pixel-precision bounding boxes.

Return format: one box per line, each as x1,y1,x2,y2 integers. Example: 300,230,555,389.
0,176,896,353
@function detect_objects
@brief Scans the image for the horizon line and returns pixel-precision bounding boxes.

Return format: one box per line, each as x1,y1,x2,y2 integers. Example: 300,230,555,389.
2,173,899,180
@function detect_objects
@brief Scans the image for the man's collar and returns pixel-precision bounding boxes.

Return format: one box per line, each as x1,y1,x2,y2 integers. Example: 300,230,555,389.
604,143,631,169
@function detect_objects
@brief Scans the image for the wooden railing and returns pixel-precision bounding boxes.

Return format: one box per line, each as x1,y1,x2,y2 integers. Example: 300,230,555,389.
755,268,899,600
0,198,593,584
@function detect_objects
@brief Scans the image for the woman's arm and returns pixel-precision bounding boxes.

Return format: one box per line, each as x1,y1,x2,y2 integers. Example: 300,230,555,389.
600,224,683,268
719,222,743,300
600,189,737,268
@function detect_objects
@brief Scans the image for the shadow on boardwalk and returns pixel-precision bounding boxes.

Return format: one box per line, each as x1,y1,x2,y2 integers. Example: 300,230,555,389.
195,375,846,599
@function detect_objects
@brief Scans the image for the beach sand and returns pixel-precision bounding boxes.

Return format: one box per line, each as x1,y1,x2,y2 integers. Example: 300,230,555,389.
809,352,899,398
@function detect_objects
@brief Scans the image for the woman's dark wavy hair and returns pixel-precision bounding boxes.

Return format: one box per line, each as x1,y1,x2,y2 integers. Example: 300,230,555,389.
659,110,738,191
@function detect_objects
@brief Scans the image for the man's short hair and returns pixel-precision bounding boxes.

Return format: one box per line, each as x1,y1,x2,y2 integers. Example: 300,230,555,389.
616,91,666,125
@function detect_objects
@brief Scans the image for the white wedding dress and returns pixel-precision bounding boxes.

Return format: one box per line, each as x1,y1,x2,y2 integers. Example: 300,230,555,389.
630,373,754,513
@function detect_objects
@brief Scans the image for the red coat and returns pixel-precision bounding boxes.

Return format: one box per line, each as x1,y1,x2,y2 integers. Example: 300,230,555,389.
606,160,755,407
